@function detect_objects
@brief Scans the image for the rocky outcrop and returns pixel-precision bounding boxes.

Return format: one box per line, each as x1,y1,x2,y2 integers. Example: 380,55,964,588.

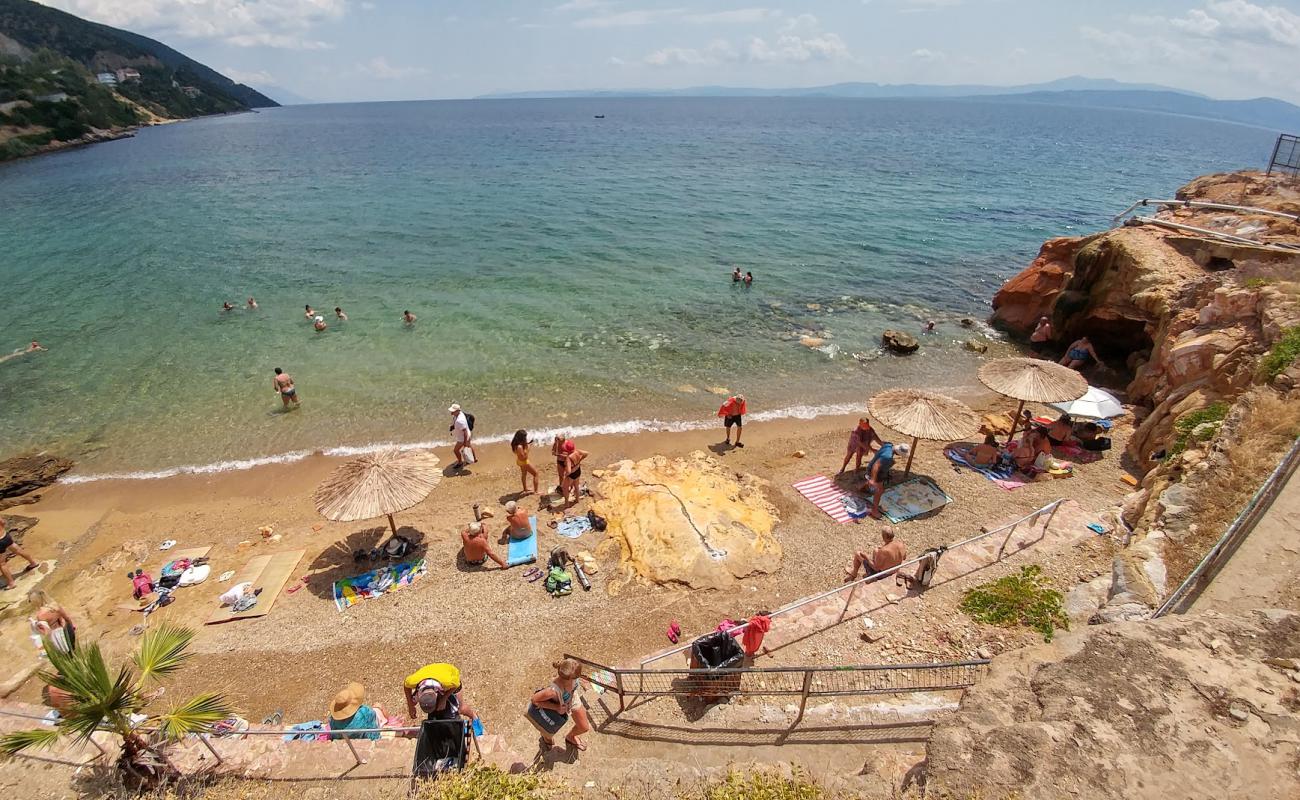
592,452,781,592
0,453,73,500
925,609,1300,800
881,329,919,355
989,236,1086,334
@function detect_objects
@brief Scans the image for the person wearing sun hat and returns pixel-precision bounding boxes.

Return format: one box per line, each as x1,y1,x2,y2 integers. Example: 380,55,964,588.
326,682,386,740
838,417,883,475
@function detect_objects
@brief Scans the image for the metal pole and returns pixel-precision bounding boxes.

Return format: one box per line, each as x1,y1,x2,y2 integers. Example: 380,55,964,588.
615,673,626,715
1267,135,1284,177
792,671,813,726
198,734,223,766
343,737,366,766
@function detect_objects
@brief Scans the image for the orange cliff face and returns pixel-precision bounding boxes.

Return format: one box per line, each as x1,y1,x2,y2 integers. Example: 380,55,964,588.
989,236,1087,338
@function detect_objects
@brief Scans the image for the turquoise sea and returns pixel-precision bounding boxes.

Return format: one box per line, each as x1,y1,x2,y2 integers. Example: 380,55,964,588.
0,98,1276,478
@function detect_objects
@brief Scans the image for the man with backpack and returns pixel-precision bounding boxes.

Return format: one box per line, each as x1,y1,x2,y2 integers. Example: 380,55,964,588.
449,404,476,470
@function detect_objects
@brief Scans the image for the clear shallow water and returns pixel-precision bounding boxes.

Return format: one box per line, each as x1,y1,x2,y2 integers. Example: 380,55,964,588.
0,98,1275,477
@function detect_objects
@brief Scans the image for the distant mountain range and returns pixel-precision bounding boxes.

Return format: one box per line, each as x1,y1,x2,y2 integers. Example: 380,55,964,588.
479,76,1300,130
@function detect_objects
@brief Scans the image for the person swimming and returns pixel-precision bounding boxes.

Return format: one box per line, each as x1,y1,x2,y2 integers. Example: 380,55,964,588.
222,301,234,312
732,267,742,282
314,315,328,332
335,307,348,321
744,271,753,286
402,310,417,325
247,297,258,309
305,304,316,319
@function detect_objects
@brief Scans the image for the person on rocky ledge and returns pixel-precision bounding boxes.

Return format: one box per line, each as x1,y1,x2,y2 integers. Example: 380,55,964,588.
1060,335,1105,371
0,516,40,590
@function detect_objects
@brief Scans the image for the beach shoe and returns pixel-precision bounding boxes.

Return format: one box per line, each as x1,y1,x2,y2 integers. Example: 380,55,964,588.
217,570,235,582
524,567,544,582
262,710,283,726
451,462,464,471
159,540,177,550
667,621,681,643
735,442,745,448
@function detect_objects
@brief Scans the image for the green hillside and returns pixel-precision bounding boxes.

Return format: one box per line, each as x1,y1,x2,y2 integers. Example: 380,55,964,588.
0,50,139,160
0,0,277,110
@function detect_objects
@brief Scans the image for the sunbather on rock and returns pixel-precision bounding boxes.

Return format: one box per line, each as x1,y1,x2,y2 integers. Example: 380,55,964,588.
461,522,506,569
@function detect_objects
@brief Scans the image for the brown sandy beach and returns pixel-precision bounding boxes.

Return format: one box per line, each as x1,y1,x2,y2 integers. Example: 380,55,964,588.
3,376,1134,771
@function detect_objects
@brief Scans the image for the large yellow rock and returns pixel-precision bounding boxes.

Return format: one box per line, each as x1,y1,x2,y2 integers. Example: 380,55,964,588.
592,452,781,591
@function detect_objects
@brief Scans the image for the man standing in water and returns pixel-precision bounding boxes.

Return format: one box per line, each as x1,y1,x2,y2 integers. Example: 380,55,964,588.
403,310,417,325
449,404,474,469
273,367,301,408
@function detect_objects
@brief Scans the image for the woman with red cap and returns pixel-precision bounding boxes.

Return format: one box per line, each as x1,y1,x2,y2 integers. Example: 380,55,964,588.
561,440,589,506
838,418,883,474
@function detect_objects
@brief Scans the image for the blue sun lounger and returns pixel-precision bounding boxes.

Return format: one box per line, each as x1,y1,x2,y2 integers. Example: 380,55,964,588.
506,516,539,567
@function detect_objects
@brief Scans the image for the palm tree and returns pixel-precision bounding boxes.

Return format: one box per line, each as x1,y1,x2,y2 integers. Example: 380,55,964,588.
0,624,231,783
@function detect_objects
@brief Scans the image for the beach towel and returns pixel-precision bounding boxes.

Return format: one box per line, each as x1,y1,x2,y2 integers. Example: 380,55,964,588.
332,559,427,612
1052,442,1103,464
792,475,855,524
945,444,1027,491
556,516,592,539
878,477,952,523
507,516,539,566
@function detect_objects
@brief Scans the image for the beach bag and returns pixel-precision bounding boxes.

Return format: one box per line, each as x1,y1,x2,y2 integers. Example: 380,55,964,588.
383,536,413,559
545,567,573,596
586,511,607,532
525,695,568,735
179,564,210,587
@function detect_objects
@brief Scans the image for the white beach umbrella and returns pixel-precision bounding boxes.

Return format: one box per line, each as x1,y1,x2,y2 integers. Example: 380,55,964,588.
1048,386,1124,420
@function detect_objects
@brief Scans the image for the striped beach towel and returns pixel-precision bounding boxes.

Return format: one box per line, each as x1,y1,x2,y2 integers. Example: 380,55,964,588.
792,475,855,524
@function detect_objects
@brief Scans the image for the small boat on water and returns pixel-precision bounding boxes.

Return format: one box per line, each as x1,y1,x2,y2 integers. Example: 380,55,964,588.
594,114,605,119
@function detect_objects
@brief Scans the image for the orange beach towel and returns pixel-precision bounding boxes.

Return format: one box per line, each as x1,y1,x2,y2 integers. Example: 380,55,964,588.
717,397,747,417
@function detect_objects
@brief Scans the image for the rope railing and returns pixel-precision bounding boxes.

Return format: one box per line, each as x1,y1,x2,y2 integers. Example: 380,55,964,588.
640,498,1067,669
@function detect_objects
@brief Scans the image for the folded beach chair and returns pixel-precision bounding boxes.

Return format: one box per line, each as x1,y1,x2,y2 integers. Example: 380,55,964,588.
412,719,470,779
506,516,539,567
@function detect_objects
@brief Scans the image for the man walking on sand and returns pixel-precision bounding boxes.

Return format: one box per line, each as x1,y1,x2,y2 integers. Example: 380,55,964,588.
449,404,474,469
273,367,300,408
718,394,746,448
845,526,907,582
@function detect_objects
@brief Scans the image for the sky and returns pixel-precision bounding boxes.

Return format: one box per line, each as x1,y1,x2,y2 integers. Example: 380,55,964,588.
34,0,1300,104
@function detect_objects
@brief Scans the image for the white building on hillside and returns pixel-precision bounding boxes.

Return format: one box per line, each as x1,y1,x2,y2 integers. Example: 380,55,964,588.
115,68,141,83
96,72,117,86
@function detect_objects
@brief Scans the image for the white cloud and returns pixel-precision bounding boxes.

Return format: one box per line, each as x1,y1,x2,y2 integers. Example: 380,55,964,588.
554,0,609,11
684,8,780,25
359,1,375,10
222,67,276,85
780,13,819,32
747,32,851,63
357,57,429,80
1172,0,1300,46
40,0,347,50
607,56,627,65
574,9,680,28
645,39,737,66
910,47,945,62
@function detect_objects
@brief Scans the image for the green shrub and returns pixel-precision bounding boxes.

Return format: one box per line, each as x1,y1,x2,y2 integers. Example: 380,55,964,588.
686,769,827,800
411,765,558,800
1259,326,1300,382
1244,277,1275,289
959,565,1067,642
1169,402,1230,456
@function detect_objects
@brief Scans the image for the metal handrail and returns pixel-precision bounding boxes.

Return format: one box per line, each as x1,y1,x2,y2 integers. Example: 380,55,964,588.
1113,198,1300,226
1154,436,1300,617
640,499,1066,669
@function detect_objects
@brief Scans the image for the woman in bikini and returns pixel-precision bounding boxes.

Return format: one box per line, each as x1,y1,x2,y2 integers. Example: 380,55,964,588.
511,430,540,495
1046,414,1075,447
28,589,76,651
551,434,568,495
526,658,591,752
561,440,589,506
1060,336,1105,371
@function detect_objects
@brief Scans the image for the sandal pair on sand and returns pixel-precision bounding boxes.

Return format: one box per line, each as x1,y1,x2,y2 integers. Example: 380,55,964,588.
522,567,543,582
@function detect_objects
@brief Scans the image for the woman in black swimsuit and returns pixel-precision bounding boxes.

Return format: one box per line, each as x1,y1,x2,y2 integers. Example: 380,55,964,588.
0,517,39,590
561,440,589,506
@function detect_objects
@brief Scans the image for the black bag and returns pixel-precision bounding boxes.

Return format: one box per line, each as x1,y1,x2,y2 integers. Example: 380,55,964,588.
525,698,568,735
465,412,475,431
587,511,607,532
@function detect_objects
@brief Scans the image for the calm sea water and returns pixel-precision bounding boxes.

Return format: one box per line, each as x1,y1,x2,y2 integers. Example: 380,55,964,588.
0,98,1275,477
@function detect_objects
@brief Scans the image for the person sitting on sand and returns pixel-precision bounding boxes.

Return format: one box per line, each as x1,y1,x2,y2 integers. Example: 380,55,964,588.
272,367,300,407
1077,422,1112,452
313,315,328,332
511,430,539,494
461,522,507,569
1013,428,1051,472
1030,316,1052,354
247,297,258,309
732,266,742,283
328,682,388,740
403,663,479,724
527,657,592,753
839,418,882,474
718,394,746,448
860,442,898,519
305,304,315,319
0,517,39,591
503,501,532,541
971,433,1001,466
334,307,348,321
403,310,417,325
222,301,234,312
1046,414,1075,446
845,526,907,582
28,589,76,652
1060,336,1105,371
561,441,589,505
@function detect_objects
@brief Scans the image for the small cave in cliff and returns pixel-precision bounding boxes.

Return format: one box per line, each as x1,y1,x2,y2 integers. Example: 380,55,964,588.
1083,319,1153,368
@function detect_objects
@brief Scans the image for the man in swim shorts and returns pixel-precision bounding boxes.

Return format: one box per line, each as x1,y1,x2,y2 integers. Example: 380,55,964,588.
718,394,747,448
845,526,907,582
0,517,40,590
460,522,506,569
273,367,300,407
449,404,474,469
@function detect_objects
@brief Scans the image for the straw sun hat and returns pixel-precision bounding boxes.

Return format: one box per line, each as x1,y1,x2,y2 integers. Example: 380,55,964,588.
330,682,366,721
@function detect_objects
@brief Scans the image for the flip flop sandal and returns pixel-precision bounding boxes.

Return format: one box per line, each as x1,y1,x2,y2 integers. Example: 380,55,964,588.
526,568,544,583
262,710,283,726
159,540,177,551
217,571,235,582
286,578,307,594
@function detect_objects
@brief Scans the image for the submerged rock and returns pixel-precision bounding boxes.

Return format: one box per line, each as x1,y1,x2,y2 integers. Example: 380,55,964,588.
592,451,781,591
0,453,73,499
881,329,919,355
964,338,989,354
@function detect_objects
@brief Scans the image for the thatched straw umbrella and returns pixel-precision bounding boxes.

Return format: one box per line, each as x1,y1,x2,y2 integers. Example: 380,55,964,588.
978,357,1088,444
313,449,442,535
868,388,979,478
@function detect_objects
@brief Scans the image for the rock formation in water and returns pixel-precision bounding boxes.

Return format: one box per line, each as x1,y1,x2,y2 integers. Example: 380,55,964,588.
925,609,1300,799
591,451,781,592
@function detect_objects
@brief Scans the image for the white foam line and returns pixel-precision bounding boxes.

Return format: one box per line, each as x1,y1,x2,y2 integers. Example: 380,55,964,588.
59,401,874,484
